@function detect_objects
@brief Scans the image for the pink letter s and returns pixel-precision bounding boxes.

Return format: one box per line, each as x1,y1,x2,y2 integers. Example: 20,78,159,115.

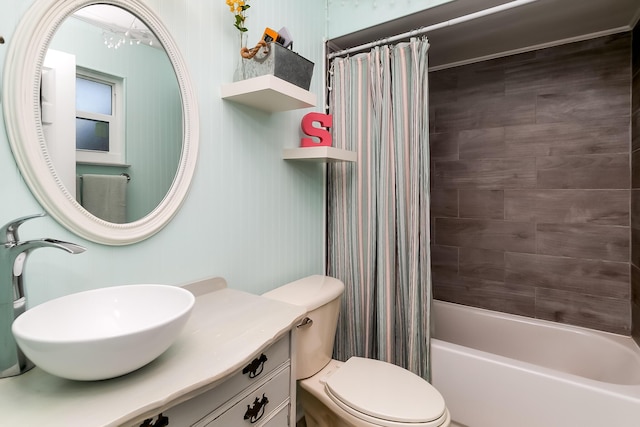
301,113,333,147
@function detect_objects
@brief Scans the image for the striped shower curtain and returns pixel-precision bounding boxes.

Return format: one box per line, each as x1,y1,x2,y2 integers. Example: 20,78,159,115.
327,38,432,379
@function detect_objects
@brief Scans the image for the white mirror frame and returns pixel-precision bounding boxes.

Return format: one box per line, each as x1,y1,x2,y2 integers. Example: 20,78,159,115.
3,0,199,245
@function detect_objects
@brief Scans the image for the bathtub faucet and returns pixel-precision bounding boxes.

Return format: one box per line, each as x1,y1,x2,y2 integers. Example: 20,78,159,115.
0,213,86,378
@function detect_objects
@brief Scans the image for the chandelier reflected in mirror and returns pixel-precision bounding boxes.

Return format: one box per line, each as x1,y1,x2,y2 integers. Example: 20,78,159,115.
102,19,154,49
72,4,159,49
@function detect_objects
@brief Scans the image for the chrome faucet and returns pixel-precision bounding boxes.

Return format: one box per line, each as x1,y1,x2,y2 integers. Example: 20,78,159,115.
1,213,85,378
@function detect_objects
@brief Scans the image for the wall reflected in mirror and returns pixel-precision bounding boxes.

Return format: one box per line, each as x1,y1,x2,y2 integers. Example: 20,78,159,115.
43,4,182,223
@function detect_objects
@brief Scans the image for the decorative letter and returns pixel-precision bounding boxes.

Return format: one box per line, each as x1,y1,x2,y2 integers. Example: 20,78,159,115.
301,113,333,148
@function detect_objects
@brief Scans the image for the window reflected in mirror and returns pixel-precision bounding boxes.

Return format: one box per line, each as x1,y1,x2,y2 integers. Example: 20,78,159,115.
75,71,124,164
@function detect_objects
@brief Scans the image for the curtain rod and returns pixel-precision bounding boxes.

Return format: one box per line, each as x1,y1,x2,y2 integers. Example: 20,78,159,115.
327,0,539,59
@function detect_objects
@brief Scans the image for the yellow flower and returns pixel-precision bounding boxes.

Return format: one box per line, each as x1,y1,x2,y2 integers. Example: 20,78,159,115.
226,0,251,33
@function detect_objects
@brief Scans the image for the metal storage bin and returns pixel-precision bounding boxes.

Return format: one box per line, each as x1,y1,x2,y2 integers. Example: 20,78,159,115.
235,42,314,90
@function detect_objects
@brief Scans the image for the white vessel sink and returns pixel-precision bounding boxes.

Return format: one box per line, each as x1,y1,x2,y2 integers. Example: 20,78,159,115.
12,284,195,381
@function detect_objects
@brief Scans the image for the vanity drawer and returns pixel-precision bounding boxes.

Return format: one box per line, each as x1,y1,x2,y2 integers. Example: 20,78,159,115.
258,403,289,427
232,334,290,391
157,335,290,426
198,365,290,427
209,334,289,407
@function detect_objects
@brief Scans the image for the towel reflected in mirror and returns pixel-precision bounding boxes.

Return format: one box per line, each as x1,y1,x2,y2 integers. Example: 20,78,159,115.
79,174,128,223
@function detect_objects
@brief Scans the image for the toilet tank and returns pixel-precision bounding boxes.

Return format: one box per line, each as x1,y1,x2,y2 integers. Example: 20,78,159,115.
262,275,344,379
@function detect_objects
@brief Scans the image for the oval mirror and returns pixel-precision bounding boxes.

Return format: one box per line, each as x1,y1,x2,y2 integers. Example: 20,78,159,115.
3,0,199,245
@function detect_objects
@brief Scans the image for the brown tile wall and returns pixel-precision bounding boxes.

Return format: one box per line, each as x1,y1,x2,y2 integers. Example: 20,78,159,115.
632,23,640,345
430,33,632,335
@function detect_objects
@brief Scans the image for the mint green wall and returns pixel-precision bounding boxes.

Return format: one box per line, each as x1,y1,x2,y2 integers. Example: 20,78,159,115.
0,0,326,305
51,17,182,222
327,0,454,39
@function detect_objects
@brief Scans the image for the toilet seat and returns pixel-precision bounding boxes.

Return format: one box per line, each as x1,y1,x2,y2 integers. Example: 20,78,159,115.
324,357,448,427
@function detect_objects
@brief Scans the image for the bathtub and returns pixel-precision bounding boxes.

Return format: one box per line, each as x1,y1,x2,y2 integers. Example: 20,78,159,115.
430,300,640,427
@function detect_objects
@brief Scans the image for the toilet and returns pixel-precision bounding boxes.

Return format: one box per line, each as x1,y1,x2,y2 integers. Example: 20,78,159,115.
263,275,450,427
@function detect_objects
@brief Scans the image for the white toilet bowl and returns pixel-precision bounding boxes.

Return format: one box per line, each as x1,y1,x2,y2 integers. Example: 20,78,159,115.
262,275,450,427
299,359,450,427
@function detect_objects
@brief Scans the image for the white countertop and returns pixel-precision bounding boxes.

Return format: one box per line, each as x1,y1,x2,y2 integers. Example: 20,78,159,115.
0,279,306,426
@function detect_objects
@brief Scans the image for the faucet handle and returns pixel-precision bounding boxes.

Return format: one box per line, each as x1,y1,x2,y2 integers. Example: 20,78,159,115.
2,213,46,244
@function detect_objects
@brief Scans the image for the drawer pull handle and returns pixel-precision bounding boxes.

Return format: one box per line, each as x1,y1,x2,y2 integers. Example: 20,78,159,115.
244,393,269,423
242,353,268,378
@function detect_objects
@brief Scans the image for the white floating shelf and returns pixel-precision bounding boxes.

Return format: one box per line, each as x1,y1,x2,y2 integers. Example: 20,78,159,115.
283,146,357,163
221,75,316,112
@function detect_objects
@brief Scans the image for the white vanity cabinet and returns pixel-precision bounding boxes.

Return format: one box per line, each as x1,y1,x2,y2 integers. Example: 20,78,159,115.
0,279,306,427
141,334,294,427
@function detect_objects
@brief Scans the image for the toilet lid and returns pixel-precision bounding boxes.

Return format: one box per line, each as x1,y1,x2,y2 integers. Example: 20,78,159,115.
324,357,446,425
